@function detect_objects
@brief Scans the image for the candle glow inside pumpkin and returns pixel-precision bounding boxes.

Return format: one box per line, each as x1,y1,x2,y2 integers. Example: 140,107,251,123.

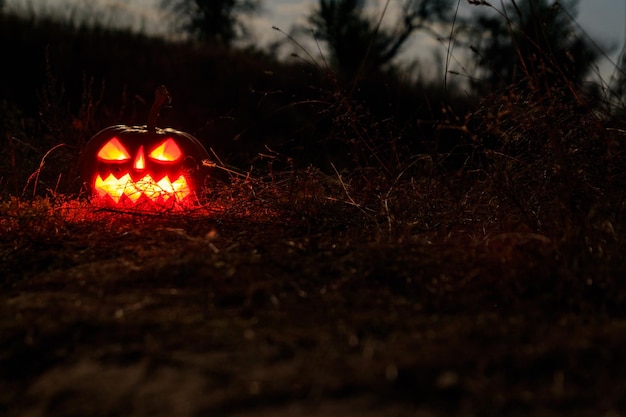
79,86,211,209
92,137,192,204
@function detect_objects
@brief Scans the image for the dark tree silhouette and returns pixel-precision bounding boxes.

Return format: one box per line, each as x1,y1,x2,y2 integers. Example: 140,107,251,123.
468,0,599,92
161,0,261,45
308,0,452,78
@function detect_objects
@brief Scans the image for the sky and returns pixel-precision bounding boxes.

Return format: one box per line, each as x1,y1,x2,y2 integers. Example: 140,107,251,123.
11,0,626,83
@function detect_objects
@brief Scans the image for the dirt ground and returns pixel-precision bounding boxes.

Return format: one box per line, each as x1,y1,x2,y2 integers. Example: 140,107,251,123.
2,203,626,417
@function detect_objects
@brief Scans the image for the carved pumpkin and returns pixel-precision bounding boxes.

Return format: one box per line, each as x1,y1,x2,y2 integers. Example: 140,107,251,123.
79,86,210,207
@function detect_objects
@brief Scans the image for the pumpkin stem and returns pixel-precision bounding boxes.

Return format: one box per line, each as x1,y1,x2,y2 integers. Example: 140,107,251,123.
147,85,172,133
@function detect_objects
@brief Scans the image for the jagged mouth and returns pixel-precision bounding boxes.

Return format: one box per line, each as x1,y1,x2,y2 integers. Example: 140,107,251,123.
94,173,191,204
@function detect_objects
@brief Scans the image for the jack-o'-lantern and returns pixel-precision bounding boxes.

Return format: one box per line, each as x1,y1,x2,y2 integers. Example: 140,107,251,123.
79,86,210,207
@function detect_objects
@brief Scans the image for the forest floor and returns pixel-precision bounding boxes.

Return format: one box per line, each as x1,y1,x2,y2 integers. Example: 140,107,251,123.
1,184,625,417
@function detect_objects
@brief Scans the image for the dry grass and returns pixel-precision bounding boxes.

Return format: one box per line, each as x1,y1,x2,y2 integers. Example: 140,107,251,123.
2,156,625,416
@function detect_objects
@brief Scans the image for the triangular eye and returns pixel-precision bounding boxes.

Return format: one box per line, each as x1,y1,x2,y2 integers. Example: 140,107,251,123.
148,138,182,162
97,137,131,161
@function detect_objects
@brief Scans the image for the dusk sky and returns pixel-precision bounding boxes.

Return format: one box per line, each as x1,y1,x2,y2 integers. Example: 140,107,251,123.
13,0,626,83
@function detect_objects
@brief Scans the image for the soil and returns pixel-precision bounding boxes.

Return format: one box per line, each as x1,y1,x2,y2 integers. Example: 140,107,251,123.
2,203,626,417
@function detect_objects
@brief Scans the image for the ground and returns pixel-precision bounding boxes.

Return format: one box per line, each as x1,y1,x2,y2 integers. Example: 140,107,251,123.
1,192,625,417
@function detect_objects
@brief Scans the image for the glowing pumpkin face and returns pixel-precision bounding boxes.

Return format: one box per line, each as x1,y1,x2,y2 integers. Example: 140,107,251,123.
79,124,210,207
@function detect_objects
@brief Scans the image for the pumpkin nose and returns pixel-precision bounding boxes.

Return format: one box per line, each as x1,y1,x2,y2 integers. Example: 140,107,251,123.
134,146,146,170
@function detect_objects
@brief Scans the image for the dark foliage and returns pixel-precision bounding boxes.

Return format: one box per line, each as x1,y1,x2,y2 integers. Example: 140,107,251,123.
468,0,599,93
308,0,453,79
161,0,261,45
